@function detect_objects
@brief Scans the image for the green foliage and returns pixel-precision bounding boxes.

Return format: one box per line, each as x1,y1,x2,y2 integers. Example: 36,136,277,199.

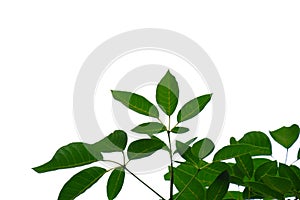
33,70,300,200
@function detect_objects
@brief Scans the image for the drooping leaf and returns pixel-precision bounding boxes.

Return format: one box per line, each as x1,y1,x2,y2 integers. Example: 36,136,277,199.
223,191,243,200
235,154,254,179
261,175,292,194
131,122,166,134
278,163,300,191
177,94,212,123
33,142,100,173
58,167,106,200
127,138,165,160
254,160,277,181
245,181,283,199
269,124,299,149
171,127,189,134
156,70,179,116
107,167,125,200
206,170,230,200
93,130,127,152
111,90,159,118
191,138,214,159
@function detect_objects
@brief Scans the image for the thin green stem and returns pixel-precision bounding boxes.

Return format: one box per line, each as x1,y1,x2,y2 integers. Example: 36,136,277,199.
167,130,174,200
124,167,166,200
285,149,289,164
174,169,200,200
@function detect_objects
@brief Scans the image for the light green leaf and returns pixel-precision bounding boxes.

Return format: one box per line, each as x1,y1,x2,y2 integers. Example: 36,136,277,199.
269,124,299,149
156,70,179,116
245,181,283,199
58,167,106,200
33,142,100,173
254,160,277,181
107,168,125,200
127,138,165,160
171,127,189,134
111,90,159,118
191,138,214,159
177,94,212,123
131,122,166,134
174,137,197,154
278,163,300,191
93,130,127,152
261,175,292,194
206,170,230,200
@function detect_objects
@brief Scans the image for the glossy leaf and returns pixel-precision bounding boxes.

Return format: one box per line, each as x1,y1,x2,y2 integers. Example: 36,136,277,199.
171,127,189,134
254,160,277,181
245,181,283,199
156,70,179,116
191,138,214,159
111,90,159,118
261,175,292,194
269,124,299,149
177,94,212,123
93,130,127,152
206,170,230,200
107,168,125,200
131,122,166,134
235,153,253,179
127,138,165,160
33,142,100,173
278,163,300,191
58,167,106,200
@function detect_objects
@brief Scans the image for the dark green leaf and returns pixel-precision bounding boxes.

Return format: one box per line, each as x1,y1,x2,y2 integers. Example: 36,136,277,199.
156,70,179,116
177,94,212,123
111,90,159,118
298,148,300,160
245,181,283,199
262,175,292,194
93,130,127,152
107,168,125,200
223,191,243,200
58,167,106,200
33,142,100,173
150,135,169,151
269,124,299,149
252,158,271,169
235,154,254,179
254,160,277,181
207,170,230,200
191,138,214,159
127,138,165,160
279,163,300,191
228,163,245,185
176,141,199,167
290,165,300,179
198,162,230,187
171,127,189,134
238,131,272,154
131,122,166,134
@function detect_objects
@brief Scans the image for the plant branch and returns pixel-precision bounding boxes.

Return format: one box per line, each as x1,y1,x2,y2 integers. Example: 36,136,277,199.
174,169,200,200
124,167,166,200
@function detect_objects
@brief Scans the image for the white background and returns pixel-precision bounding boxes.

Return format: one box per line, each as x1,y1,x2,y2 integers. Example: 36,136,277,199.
1,1,300,199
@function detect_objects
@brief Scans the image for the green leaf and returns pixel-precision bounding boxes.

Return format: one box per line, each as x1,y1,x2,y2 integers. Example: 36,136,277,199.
93,130,127,152
191,138,214,159
156,70,179,116
278,163,300,191
58,167,106,200
214,131,272,161
298,148,300,160
127,138,165,160
228,163,245,185
254,160,277,181
177,94,212,123
235,154,254,179
107,167,125,200
111,90,159,118
269,124,299,149
171,127,189,134
176,141,199,167
206,170,230,200
33,142,100,173
223,191,243,200
174,137,197,154
245,181,283,199
131,122,166,134
261,175,292,194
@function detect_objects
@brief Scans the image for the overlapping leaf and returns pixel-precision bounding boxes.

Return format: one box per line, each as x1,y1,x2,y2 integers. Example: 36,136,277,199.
171,127,189,134
254,160,277,181
278,163,300,191
191,138,214,159
93,130,127,152
206,170,230,200
131,122,166,134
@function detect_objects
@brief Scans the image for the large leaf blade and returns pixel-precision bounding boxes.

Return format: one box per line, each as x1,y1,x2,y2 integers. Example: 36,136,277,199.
191,138,214,159
235,154,254,179
261,175,292,194
92,130,127,153
254,160,277,181
245,181,283,199
156,70,179,116
278,163,300,191
127,138,165,160
33,142,100,173
131,122,166,134
206,170,230,200
177,94,212,123
111,90,159,118
58,167,106,200
269,124,299,149
107,167,125,200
